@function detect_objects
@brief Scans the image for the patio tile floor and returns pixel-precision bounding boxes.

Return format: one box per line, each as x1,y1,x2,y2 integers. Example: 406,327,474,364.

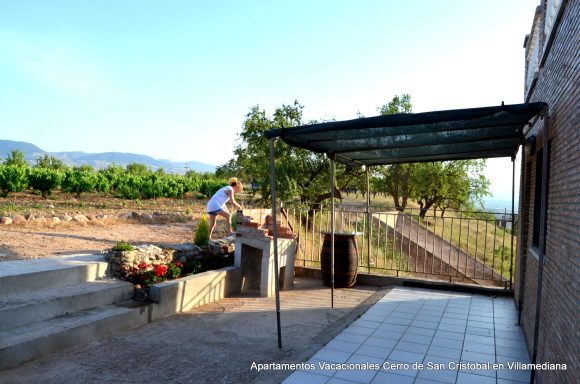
283,286,531,384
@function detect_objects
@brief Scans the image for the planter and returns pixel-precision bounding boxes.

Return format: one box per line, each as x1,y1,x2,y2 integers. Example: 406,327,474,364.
147,266,242,321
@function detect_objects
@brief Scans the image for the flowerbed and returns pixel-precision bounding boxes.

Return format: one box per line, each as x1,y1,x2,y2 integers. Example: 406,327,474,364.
104,241,234,299
126,253,233,288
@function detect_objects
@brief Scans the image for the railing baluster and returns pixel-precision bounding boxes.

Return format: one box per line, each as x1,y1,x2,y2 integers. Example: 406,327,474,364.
415,213,419,273
483,218,489,280
317,209,322,263
449,217,454,280
474,219,480,279
501,215,507,281
383,213,388,270
407,214,412,272
509,214,516,289
457,211,462,279
466,217,471,279
440,214,445,276
431,214,436,275
376,214,381,270
424,214,428,273
492,218,498,281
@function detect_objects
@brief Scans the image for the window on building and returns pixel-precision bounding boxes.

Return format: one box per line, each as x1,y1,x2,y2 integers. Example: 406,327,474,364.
532,142,551,252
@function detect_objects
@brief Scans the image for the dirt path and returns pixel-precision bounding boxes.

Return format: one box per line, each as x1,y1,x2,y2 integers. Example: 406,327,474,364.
0,221,198,260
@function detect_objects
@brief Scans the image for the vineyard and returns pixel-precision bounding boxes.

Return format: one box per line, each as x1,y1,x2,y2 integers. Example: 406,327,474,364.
0,158,225,201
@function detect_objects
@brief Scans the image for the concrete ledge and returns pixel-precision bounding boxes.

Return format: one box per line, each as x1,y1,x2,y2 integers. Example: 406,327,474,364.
0,255,110,295
0,304,149,371
149,266,242,321
0,280,134,331
294,266,513,296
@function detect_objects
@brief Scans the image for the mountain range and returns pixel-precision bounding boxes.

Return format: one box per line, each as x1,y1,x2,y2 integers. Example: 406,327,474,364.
0,140,216,174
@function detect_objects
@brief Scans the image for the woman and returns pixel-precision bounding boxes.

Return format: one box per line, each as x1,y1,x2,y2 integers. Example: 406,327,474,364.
206,177,243,239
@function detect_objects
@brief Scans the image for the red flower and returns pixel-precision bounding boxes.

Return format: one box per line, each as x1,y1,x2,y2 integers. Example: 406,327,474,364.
154,264,168,277
137,262,149,270
175,261,182,267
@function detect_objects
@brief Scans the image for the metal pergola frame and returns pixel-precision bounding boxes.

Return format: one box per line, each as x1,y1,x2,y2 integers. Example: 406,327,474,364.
265,102,546,348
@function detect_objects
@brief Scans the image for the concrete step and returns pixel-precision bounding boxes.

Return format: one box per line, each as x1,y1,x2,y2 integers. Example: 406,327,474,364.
0,302,150,371
0,279,134,331
0,255,109,295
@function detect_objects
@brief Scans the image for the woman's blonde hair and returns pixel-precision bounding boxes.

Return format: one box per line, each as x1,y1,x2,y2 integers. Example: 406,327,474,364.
229,178,243,191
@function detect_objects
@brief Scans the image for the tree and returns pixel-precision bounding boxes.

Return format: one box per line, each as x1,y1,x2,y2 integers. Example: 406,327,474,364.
411,162,447,218
412,160,490,218
374,94,415,211
375,163,415,211
222,101,364,209
378,94,412,115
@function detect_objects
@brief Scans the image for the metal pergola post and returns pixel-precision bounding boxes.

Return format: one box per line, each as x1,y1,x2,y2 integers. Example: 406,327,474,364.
268,138,282,349
509,156,516,290
330,155,335,308
366,165,371,273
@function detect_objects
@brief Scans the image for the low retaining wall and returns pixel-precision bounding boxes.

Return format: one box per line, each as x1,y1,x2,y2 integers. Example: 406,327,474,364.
294,266,512,296
148,266,242,321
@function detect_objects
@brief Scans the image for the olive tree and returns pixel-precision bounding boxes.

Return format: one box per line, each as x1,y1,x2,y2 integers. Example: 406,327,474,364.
219,101,363,208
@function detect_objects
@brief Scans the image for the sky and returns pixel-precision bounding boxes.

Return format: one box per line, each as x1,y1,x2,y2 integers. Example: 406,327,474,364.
0,0,539,202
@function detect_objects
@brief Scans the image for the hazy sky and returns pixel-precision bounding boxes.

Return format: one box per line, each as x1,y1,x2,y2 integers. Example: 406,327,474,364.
0,0,539,201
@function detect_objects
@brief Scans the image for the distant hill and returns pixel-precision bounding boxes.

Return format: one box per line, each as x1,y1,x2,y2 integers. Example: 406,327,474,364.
483,198,519,214
0,140,216,174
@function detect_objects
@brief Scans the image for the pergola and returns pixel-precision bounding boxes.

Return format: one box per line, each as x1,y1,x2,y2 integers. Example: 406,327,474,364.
263,102,547,348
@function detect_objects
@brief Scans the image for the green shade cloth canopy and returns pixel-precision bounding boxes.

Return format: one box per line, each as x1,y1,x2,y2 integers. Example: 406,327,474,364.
266,102,546,166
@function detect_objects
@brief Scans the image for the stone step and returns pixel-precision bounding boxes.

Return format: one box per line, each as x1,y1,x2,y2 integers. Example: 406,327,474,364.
0,279,134,331
0,302,150,371
0,254,109,295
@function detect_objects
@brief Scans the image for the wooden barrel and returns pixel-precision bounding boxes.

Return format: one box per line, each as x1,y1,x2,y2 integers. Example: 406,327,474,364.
321,232,359,288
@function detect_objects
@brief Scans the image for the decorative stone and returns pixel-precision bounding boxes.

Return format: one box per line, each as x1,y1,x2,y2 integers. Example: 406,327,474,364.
51,217,61,224
61,214,73,222
105,245,175,278
1,217,12,225
159,243,195,252
141,213,154,221
11,214,26,225
208,238,235,255
73,214,89,225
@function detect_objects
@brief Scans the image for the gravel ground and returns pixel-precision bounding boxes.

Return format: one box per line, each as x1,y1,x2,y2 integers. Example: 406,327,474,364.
0,221,210,261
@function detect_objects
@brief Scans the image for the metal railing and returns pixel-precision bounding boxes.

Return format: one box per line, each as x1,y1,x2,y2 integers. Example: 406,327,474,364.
282,204,517,289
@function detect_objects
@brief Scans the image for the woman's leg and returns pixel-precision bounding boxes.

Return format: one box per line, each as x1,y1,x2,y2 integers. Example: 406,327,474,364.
208,214,217,239
216,209,233,234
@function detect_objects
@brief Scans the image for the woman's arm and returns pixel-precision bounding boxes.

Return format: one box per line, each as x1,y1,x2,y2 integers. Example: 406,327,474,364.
226,189,242,210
